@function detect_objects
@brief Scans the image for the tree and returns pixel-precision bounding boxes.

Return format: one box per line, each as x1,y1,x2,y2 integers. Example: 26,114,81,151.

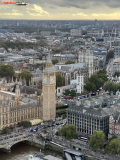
84,82,96,92
63,89,70,96
89,75,104,89
39,55,42,60
109,135,118,142
18,121,31,128
65,60,75,65
1,127,12,134
18,70,33,86
114,71,120,77
57,124,78,140
103,81,118,93
18,45,21,51
105,138,120,155
70,90,76,98
52,48,62,53
52,58,59,65
97,69,106,75
41,63,46,70
107,50,114,61
56,72,64,88
97,73,108,83
19,59,23,62
89,130,105,149
0,64,14,77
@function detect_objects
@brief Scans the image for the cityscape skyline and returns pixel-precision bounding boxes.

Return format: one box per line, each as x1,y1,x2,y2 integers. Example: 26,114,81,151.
1,0,120,20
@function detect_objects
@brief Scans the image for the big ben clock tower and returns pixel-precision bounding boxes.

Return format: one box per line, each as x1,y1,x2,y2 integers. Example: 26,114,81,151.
42,51,56,121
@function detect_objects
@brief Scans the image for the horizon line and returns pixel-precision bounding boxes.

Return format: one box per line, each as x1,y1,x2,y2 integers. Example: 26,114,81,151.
0,19,120,21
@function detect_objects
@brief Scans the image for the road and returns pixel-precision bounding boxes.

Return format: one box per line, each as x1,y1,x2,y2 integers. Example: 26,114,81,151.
0,118,67,146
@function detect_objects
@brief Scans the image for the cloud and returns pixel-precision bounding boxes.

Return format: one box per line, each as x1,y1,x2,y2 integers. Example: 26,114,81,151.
92,12,120,17
0,3,49,17
72,12,87,16
26,0,120,9
0,12,22,15
62,13,69,15
31,4,49,15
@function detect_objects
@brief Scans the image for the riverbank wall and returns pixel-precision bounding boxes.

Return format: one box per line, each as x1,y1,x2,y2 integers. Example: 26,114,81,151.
24,139,93,160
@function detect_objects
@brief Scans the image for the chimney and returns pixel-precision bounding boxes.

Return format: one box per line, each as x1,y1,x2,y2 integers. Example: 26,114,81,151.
96,92,98,98
103,90,105,96
72,98,76,105
89,94,91,100
107,101,110,108
90,101,94,109
111,91,113,97
98,104,102,110
81,98,84,106
115,98,118,104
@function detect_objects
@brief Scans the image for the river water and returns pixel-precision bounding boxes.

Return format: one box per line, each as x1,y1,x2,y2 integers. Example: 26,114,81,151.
0,143,65,160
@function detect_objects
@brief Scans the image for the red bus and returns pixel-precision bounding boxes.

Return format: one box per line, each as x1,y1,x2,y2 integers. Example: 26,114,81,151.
64,96,71,99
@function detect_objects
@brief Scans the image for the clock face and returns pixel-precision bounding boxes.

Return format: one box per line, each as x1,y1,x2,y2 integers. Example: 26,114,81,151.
50,77,54,83
43,77,47,83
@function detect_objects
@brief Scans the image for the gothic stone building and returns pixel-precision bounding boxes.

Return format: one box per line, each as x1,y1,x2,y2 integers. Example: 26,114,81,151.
0,85,43,130
0,53,56,130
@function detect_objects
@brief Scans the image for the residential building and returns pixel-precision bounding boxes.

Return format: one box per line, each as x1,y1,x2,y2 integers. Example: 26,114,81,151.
106,58,120,77
70,28,81,36
109,113,120,138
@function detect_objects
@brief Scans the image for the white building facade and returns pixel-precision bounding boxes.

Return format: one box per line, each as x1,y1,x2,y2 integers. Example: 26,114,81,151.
106,58,120,77
70,28,81,36
76,74,84,93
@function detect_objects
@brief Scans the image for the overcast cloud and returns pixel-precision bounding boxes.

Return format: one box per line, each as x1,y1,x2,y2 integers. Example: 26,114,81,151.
0,0,120,19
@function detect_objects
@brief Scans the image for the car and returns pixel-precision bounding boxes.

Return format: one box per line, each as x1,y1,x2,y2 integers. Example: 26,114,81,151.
19,133,23,135
33,129,37,132
63,104,68,106
30,128,33,132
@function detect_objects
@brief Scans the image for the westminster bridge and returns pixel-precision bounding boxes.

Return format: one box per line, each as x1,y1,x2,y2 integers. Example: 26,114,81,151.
0,133,45,153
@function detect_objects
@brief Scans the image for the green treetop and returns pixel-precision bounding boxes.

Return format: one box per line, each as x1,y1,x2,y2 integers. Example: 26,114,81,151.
0,64,14,77
57,124,78,140
56,72,64,88
114,71,120,77
18,70,33,86
105,138,120,155
52,58,59,65
89,130,105,149
69,90,76,98
63,89,70,96
65,60,75,65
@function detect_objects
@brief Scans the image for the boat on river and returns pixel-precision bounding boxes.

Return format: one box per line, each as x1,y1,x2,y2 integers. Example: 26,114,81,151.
27,154,62,160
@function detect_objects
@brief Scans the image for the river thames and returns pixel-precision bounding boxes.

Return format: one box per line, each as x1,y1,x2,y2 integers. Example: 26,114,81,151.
0,143,65,160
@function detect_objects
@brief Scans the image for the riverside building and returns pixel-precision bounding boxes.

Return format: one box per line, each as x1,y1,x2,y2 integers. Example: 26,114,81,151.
0,51,56,130
67,92,120,137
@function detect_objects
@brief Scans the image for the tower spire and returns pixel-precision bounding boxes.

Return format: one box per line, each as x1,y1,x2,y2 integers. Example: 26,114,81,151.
46,49,52,66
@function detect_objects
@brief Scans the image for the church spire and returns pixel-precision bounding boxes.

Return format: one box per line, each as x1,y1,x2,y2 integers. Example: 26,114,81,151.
46,49,52,67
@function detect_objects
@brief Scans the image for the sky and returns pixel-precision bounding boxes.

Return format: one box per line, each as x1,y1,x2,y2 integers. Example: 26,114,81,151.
1,0,120,20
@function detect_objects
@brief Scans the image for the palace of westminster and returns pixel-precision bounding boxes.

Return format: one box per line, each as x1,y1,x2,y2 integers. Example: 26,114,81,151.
0,49,98,130
0,53,56,130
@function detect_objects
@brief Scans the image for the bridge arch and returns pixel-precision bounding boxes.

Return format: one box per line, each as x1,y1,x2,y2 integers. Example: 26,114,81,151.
0,138,31,153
